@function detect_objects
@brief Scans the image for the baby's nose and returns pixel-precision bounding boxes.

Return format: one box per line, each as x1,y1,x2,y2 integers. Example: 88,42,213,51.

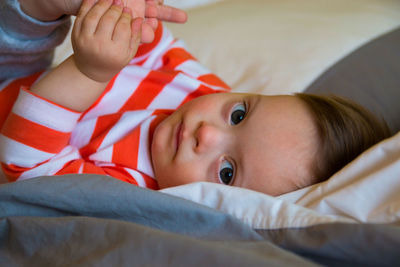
195,122,225,153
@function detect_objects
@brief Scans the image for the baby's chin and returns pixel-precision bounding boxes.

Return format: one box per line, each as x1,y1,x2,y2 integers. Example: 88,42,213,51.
153,172,175,190
155,179,169,190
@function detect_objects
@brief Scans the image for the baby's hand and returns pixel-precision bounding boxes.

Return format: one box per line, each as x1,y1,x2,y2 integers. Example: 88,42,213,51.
72,0,142,82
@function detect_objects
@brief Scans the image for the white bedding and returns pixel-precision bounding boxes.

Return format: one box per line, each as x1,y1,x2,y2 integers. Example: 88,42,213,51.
162,131,400,229
3,0,400,229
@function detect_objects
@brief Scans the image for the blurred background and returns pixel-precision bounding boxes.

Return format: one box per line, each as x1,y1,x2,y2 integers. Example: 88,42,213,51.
55,0,400,94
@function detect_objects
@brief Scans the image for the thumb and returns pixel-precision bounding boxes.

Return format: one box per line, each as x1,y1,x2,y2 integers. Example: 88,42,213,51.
129,17,143,58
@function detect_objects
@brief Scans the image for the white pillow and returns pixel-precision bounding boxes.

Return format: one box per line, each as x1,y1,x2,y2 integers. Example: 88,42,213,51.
161,132,400,229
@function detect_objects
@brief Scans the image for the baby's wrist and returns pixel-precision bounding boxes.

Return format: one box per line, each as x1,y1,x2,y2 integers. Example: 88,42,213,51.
71,56,114,84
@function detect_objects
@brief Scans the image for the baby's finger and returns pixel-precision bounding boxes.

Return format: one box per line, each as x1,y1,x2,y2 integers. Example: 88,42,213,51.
113,6,132,43
144,1,158,18
80,0,114,36
96,0,124,37
140,23,155,43
73,0,97,35
145,18,158,31
128,17,143,58
146,4,187,23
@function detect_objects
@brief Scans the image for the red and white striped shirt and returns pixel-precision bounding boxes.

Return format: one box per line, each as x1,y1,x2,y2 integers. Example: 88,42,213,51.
0,24,230,189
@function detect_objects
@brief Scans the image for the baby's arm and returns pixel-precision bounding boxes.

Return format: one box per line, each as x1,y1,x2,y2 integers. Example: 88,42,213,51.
30,0,142,111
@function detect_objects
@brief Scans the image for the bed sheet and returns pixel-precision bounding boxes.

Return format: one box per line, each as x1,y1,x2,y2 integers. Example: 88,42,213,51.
1,174,400,266
0,175,316,267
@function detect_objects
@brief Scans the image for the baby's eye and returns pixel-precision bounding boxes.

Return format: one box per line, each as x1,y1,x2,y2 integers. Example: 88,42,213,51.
219,160,234,185
230,103,246,125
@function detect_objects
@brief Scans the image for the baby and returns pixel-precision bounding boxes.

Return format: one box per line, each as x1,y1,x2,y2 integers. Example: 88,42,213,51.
0,0,390,196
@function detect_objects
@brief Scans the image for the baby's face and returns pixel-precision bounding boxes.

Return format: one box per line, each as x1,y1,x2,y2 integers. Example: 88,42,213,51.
151,93,320,196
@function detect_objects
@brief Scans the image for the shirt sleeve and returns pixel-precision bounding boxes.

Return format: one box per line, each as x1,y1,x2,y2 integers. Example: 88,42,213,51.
0,88,81,181
0,0,71,82
0,88,158,189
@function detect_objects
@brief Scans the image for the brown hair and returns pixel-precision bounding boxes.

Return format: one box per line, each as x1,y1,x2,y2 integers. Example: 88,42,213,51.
296,93,391,183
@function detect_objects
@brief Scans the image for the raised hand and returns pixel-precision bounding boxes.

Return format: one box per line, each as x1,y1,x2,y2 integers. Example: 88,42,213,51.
72,0,142,82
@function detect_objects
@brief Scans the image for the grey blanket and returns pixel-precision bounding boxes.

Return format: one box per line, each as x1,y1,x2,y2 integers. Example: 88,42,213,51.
1,175,400,266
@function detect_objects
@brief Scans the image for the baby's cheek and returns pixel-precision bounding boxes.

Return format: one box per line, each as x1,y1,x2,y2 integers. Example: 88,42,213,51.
155,167,183,189
158,163,203,189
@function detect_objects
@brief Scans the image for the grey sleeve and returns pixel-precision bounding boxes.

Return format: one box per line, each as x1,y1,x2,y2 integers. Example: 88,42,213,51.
0,0,71,82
